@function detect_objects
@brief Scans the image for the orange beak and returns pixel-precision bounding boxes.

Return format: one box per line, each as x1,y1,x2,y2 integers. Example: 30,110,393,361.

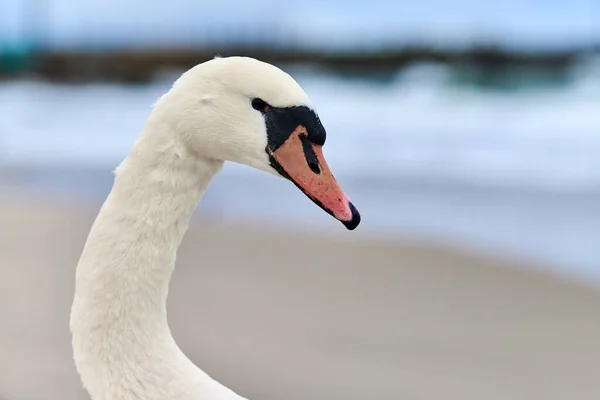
267,126,361,230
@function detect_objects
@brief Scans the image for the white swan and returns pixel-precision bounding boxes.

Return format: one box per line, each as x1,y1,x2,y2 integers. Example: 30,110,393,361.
69,56,361,400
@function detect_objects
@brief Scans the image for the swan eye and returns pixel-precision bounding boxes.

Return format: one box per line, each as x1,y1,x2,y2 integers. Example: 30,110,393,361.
251,98,269,112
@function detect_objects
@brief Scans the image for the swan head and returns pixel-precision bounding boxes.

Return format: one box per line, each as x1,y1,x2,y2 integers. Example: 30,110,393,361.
153,56,360,230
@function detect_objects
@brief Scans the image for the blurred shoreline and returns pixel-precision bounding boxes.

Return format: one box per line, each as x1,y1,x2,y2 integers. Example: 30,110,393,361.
2,163,599,286
1,186,600,400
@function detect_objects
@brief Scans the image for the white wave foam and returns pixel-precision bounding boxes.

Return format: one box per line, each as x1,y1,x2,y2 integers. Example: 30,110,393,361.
1,59,599,191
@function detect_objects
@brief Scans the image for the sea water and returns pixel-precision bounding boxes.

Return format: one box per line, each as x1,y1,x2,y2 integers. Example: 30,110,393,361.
0,58,599,282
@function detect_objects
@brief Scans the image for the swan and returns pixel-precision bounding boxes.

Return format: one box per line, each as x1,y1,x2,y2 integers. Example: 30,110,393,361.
69,56,361,400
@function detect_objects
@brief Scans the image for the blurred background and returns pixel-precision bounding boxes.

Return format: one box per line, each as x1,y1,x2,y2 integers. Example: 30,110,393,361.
1,1,600,399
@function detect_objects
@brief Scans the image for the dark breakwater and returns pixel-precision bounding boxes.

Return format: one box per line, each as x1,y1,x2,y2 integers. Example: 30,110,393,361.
0,44,594,83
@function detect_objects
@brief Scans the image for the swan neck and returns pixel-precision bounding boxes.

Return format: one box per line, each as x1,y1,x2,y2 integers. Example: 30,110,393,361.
70,130,231,399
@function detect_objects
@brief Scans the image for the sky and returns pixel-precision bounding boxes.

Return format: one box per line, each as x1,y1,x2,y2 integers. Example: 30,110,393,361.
0,0,597,50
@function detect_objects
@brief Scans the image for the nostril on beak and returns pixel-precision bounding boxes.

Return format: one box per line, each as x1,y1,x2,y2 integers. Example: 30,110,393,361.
307,159,320,174
300,133,321,174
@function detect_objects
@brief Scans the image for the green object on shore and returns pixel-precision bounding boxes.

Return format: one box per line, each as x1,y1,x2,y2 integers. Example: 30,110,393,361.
449,63,572,92
0,44,37,74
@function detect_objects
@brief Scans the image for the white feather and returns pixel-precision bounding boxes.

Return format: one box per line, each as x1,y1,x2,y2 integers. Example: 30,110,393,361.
70,56,313,400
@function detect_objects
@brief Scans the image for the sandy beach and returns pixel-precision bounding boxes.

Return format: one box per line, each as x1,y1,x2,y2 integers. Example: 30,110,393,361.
1,188,599,400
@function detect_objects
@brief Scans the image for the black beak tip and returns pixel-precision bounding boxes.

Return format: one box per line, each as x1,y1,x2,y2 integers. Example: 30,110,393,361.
342,202,361,230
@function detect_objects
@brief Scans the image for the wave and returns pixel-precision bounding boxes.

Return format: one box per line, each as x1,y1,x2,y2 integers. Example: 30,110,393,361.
1,57,599,192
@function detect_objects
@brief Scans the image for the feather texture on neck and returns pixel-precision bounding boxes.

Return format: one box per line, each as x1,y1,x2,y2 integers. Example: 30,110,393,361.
70,124,243,400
